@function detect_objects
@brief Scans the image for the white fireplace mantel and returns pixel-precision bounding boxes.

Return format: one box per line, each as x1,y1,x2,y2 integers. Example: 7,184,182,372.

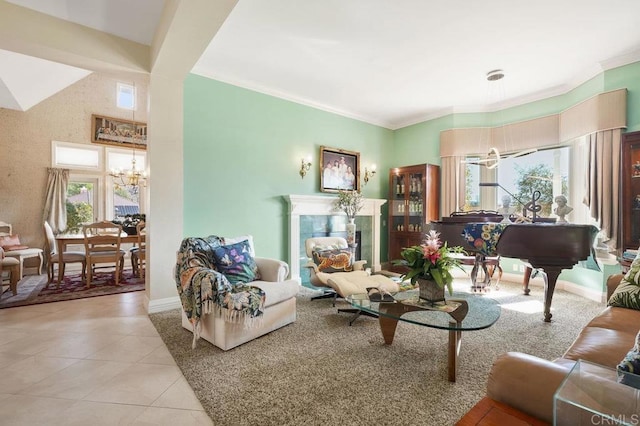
285,194,387,282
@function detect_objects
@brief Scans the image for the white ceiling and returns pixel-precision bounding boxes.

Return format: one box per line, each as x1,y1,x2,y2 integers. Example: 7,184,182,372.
0,49,91,111
4,0,640,129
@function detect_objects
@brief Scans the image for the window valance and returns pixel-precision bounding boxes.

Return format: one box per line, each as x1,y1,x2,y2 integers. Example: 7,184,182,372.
440,89,627,157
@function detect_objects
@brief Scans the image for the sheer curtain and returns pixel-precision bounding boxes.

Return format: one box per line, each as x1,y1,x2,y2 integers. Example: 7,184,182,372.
440,156,466,217
583,129,621,249
43,168,69,233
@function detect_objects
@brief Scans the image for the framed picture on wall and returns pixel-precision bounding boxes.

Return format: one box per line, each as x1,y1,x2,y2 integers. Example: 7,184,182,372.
320,146,360,192
91,114,147,150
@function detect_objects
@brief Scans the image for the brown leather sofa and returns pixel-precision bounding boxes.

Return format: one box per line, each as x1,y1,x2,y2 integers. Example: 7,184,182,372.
484,274,639,423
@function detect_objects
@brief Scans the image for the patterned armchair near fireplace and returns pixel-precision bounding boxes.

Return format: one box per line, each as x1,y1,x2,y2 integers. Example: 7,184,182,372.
303,236,369,303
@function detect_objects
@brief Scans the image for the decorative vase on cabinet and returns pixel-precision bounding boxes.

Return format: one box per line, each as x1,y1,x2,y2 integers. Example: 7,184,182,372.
387,163,440,273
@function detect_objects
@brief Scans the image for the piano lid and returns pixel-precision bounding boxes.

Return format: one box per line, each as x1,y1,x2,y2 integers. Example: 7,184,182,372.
440,210,503,223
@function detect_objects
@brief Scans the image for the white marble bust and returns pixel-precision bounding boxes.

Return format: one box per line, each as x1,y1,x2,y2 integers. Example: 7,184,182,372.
554,195,573,223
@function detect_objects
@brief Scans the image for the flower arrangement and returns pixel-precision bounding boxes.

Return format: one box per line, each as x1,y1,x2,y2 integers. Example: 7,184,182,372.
114,213,145,227
333,189,364,220
112,214,146,234
396,230,465,295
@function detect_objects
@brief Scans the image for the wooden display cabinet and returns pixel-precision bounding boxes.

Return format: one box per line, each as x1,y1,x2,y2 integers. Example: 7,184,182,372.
622,130,640,251
387,163,440,272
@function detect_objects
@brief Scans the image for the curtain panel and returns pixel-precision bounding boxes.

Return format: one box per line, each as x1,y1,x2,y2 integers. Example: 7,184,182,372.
440,156,466,217
583,129,621,249
43,168,69,234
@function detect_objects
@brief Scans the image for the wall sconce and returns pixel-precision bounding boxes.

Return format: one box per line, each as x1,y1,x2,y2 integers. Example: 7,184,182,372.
299,156,312,179
363,164,377,185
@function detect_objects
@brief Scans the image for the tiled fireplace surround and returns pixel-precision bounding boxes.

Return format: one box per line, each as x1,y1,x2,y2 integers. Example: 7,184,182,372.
285,195,387,284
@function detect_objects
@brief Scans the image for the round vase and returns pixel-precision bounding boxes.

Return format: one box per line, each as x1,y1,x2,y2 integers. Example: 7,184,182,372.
417,277,445,305
346,218,356,245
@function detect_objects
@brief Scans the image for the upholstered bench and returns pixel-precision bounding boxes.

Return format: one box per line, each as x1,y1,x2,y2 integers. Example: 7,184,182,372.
326,273,400,298
326,273,404,324
4,247,43,279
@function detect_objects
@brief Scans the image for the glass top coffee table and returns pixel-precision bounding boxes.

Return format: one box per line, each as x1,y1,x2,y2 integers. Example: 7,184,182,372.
346,290,501,382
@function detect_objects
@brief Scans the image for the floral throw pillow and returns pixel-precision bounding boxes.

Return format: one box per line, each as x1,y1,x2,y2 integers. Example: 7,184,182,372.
617,331,640,389
608,249,640,310
312,248,353,273
212,240,260,285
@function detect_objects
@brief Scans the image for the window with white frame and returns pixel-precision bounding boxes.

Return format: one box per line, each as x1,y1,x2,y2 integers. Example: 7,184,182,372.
117,82,136,110
52,141,101,170
464,146,582,221
52,141,146,230
105,147,146,219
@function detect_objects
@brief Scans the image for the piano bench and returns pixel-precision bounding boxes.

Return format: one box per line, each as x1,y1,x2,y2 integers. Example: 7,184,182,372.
458,254,502,292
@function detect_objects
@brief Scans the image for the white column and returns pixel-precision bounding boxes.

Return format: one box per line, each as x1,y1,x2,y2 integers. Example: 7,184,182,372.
288,208,302,284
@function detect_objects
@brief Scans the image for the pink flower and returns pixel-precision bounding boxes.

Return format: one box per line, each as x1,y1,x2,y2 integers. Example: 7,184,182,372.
422,245,441,264
425,230,442,248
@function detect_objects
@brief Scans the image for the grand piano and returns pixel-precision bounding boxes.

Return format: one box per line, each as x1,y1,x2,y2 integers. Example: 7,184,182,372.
432,217,598,322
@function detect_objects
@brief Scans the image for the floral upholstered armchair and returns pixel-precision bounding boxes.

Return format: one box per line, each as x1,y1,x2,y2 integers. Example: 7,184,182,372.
175,235,299,350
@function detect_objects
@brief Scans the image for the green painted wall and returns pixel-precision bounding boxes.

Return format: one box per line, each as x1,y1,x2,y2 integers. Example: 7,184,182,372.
392,115,451,167
183,75,393,261
183,61,640,291
605,61,640,132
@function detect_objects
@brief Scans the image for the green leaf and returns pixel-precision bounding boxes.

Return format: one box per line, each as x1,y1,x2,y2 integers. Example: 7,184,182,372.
431,269,444,288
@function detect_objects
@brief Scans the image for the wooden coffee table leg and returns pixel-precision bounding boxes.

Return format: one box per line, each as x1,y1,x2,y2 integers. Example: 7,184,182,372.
380,303,465,381
379,303,415,344
448,321,462,382
379,314,400,344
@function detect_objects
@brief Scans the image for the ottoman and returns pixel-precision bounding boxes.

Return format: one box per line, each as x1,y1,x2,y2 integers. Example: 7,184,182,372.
326,273,402,325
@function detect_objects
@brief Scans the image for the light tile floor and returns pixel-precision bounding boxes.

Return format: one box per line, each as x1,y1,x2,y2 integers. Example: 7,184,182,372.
0,289,212,425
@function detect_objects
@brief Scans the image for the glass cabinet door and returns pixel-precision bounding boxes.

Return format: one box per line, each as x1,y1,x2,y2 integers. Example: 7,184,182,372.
391,173,407,232
622,132,640,251
388,164,440,269
628,141,640,247
390,170,425,234
407,172,424,233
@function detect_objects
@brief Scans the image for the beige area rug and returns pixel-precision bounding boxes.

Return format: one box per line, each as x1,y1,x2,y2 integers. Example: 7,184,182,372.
149,279,606,426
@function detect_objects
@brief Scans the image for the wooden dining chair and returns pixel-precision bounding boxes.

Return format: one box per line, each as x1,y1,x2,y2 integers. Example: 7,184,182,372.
43,221,86,288
130,221,146,279
82,221,125,288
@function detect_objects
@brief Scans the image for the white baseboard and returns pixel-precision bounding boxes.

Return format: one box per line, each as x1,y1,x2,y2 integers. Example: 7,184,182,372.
556,280,606,303
148,296,181,313
456,270,606,302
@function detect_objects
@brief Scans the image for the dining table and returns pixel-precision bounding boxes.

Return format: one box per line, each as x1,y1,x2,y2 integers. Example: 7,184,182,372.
55,233,140,285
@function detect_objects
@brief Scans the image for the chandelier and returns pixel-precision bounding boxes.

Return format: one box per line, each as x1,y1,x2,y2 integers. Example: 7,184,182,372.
462,69,536,169
109,82,147,193
110,149,146,193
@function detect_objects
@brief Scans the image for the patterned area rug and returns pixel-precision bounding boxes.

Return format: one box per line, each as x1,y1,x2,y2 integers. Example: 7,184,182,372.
0,270,145,309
